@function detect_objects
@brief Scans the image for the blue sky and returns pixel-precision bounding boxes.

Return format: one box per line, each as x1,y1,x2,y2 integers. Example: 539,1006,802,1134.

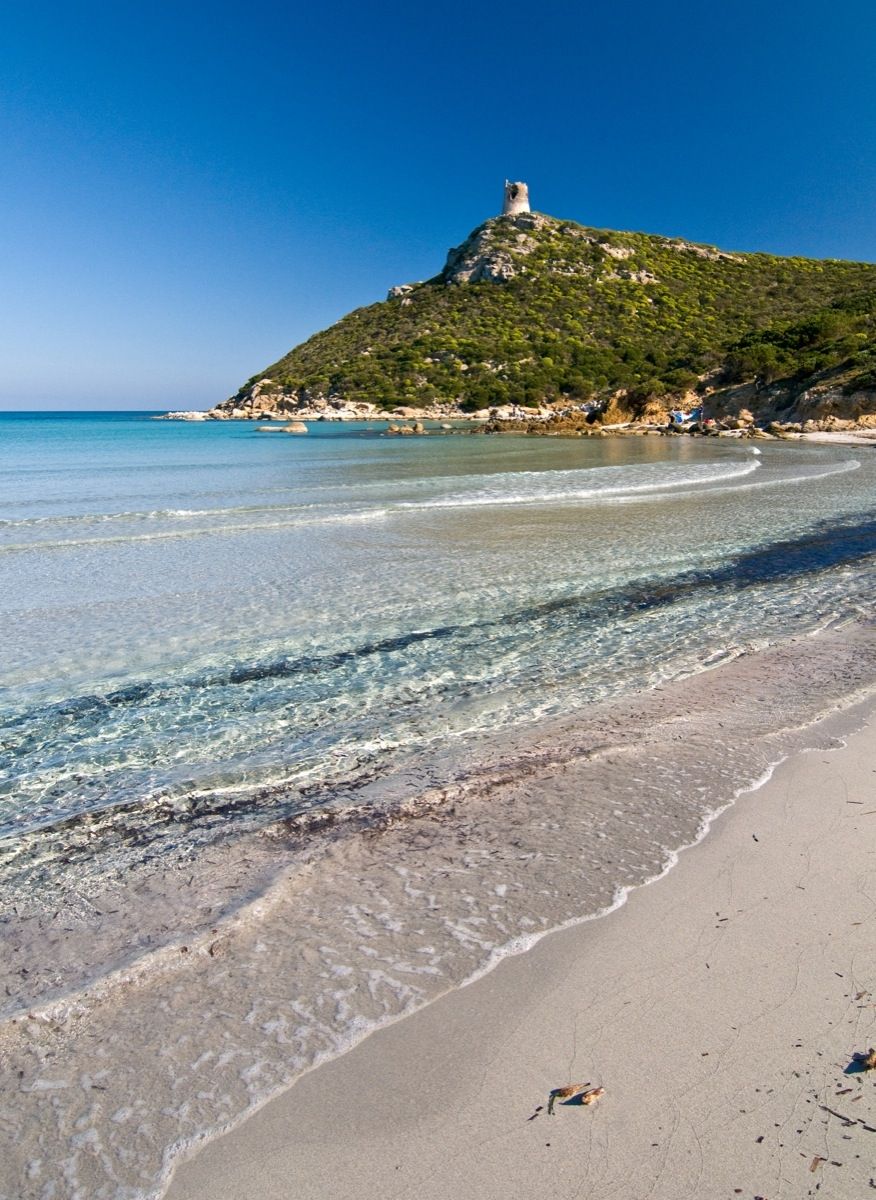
3,0,876,409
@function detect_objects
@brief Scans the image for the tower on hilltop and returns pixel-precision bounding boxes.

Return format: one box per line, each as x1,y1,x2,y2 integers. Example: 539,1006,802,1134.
502,180,530,216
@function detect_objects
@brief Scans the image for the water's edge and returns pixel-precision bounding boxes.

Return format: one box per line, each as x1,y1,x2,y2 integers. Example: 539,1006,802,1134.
4,622,874,1200
158,681,876,1197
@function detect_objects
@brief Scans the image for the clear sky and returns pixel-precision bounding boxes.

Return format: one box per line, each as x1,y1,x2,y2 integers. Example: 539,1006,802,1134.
3,0,876,410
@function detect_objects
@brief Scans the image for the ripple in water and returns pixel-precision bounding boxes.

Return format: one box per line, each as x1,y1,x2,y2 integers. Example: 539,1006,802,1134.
1,416,875,1198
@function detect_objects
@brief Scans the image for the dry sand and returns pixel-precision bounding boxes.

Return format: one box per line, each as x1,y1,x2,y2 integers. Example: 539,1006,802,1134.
800,431,876,446
165,708,876,1200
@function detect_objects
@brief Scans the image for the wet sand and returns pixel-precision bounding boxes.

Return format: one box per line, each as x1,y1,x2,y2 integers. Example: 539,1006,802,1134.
166,707,876,1200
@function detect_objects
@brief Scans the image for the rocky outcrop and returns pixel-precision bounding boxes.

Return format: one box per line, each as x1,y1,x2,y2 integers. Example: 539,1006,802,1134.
205,379,379,422
665,239,743,263
387,283,420,301
441,214,550,284
792,386,876,426
704,370,876,429
201,377,476,423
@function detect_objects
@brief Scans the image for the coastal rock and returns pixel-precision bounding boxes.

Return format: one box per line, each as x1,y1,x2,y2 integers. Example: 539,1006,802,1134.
205,383,472,424
387,283,420,300
283,421,308,434
489,403,551,422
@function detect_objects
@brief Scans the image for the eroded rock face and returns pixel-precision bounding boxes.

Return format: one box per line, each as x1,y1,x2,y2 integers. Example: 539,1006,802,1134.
794,386,876,426
704,374,876,428
441,214,551,285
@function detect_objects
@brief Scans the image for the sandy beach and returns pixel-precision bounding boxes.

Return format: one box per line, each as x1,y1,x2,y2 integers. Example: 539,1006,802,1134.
7,12,876,1199
166,704,876,1200
800,431,876,446
4,424,874,1200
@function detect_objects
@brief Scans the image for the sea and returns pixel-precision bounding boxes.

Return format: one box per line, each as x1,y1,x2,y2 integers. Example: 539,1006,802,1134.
1,410,875,1199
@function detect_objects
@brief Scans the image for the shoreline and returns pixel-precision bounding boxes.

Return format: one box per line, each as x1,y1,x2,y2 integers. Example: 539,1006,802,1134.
4,625,875,1200
157,411,876,446
7,625,874,1020
166,701,876,1200
4,411,875,1200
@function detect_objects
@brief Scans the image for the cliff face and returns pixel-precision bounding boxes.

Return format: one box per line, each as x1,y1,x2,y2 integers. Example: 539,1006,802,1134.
210,212,876,425
706,374,876,429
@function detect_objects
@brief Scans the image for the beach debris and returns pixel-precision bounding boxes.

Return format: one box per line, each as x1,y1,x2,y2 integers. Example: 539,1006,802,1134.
819,1103,876,1132
547,1084,605,1114
845,1047,876,1075
810,1155,827,1172
860,1048,876,1071
547,1082,590,1114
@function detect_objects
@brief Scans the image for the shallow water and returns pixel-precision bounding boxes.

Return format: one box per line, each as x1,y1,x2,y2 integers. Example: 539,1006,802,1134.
1,413,874,1198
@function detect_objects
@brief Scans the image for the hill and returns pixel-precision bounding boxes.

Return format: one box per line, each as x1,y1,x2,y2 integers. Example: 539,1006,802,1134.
211,210,876,424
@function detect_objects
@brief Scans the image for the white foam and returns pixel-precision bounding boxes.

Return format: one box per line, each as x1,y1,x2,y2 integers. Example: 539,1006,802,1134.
397,460,760,511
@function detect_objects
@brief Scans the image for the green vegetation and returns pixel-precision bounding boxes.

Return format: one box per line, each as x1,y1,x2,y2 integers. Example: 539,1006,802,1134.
231,215,876,411
723,290,876,390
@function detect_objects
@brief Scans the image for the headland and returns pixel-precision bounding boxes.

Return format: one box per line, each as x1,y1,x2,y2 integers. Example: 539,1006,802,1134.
165,182,876,436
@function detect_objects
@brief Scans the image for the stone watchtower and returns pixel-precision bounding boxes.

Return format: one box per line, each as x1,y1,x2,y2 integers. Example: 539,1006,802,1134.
502,180,530,216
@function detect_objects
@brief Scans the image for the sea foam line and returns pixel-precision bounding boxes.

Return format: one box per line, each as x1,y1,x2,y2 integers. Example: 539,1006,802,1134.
397,459,760,509
0,502,331,530
5,457,862,549
601,457,862,507
0,458,755,535
0,509,391,553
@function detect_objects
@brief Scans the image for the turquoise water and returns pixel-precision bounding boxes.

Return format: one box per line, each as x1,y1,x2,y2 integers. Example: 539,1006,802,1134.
2,411,876,1200
2,412,874,852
